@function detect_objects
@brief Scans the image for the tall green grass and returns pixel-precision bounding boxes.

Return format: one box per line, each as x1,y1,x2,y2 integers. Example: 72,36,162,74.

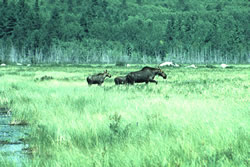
0,65,249,166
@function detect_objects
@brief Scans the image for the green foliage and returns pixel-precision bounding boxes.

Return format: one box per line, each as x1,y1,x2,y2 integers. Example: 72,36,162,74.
115,61,126,66
0,64,249,166
0,0,249,63
108,112,131,143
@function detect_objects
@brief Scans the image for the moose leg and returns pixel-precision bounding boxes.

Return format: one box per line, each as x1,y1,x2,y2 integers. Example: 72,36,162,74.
114,78,119,85
149,79,158,84
87,78,92,86
127,79,134,85
87,81,92,86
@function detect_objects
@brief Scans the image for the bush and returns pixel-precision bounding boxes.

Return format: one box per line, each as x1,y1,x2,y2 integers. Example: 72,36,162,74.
115,61,126,67
206,64,217,68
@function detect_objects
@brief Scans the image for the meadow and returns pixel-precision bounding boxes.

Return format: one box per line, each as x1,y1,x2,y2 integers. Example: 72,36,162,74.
0,64,249,167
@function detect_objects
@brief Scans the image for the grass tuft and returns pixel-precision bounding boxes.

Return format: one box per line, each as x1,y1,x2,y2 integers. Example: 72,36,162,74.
0,64,249,166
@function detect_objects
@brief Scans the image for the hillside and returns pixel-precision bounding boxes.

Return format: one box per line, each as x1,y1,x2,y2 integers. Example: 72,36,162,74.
0,0,249,63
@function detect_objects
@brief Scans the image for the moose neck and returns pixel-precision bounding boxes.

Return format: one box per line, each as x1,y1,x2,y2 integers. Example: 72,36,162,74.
155,70,164,77
103,73,111,79
153,69,161,76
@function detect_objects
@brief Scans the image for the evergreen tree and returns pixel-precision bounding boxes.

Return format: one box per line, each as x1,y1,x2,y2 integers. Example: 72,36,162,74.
0,5,8,38
121,0,127,8
80,13,89,33
34,0,39,11
12,0,31,54
3,0,8,7
0,0,249,63
33,0,41,30
49,0,55,4
67,0,73,12
47,7,62,40
136,0,142,6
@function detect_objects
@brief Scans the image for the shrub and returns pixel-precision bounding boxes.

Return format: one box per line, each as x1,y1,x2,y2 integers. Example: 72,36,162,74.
115,61,126,67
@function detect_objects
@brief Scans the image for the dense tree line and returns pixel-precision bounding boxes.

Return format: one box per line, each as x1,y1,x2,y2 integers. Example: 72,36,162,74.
0,0,249,64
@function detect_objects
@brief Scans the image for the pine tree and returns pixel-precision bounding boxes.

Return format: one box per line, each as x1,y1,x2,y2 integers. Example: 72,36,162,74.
67,0,73,12
47,7,62,40
136,0,142,6
121,0,127,8
12,0,31,53
34,0,39,11
3,0,8,7
33,0,41,30
80,13,89,33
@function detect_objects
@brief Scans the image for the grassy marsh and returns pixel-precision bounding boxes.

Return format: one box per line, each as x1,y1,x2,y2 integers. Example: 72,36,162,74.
0,64,249,167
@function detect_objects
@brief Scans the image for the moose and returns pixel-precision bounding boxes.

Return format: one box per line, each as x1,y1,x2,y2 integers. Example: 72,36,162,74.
114,76,127,85
87,70,111,85
126,66,167,85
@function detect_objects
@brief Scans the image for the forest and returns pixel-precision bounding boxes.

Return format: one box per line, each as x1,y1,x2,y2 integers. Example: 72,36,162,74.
0,0,249,64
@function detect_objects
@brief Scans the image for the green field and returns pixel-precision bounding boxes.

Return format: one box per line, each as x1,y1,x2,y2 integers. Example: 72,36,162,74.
0,64,249,167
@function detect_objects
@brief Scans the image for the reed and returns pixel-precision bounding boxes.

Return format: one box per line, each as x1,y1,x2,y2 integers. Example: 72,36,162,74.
0,64,249,167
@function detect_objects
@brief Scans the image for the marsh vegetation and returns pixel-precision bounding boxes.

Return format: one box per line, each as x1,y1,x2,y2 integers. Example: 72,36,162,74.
0,64,249,166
